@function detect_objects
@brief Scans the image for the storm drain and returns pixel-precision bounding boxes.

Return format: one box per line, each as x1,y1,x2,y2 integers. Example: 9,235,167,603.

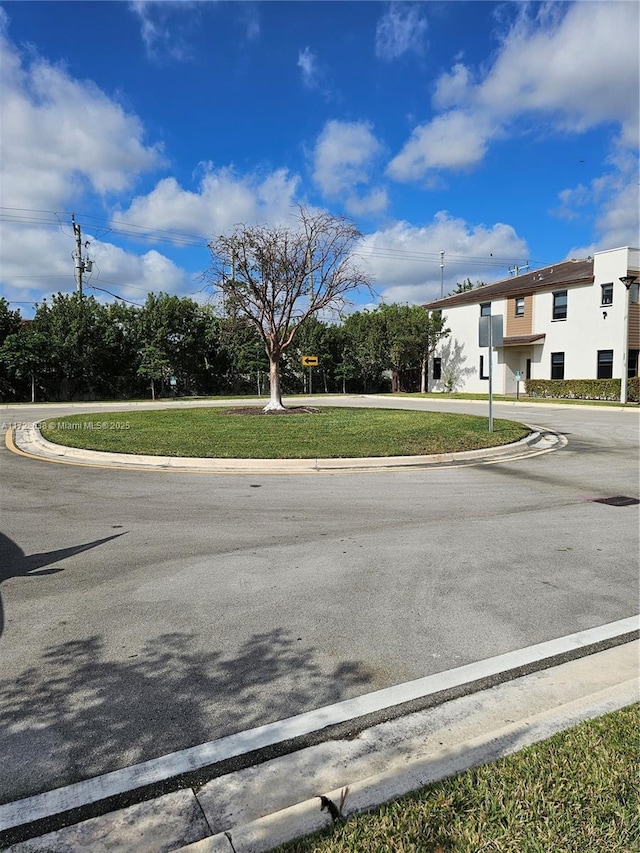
592,496,640,507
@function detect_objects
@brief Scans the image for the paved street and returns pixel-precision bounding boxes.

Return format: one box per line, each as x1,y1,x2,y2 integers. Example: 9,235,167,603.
1,397,638,805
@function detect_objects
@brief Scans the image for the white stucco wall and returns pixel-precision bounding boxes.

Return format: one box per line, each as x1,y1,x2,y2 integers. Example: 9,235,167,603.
432,297,508,394
430,247,637,391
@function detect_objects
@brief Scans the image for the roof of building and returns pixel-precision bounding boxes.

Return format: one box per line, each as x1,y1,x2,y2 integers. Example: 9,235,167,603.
502,334,546,347
424,257,594,310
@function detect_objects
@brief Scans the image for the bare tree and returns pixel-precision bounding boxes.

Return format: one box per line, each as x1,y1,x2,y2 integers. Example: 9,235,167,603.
206,207,371,411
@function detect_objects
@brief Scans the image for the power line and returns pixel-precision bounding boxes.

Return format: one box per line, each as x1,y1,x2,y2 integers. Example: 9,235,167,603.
0,206,550,269
0,208,208,248
85,284,143,306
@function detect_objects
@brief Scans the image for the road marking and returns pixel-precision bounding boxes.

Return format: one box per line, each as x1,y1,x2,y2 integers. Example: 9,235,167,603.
1,616,636,833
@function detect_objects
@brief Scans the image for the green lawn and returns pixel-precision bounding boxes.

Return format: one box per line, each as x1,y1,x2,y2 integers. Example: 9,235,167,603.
39,407,530,459
275,705,639,853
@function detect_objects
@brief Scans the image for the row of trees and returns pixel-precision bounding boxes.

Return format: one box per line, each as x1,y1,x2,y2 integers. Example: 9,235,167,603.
0,294,448,403
2,209,450,406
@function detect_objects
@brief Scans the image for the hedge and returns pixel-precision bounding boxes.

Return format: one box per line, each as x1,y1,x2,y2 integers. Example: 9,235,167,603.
525,377,639,403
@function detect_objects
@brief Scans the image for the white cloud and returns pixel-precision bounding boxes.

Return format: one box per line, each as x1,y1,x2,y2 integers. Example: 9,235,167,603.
432,63,473,111
560,145,640,256
477,2,639,145
311,120,388,216
114,165,302,237
0,224,193,312
0,13,188,311
390,1,639,182
297,47,320,89
296,46,335,101
387,111,496,180
128,1,197,62
313,121,382,195
345,188,389,218
86,241,191,303
375,3,428,61
357,212,529,304
0,18,164,209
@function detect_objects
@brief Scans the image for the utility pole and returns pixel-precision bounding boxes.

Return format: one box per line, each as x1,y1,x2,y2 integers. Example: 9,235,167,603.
71,215,92,297
440,250,445,298
72,214,83,297
509,263,530,277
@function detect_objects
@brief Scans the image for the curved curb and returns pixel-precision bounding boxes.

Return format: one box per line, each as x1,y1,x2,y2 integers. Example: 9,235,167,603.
1,622,636,848
174,678,639,853
7,424,566,474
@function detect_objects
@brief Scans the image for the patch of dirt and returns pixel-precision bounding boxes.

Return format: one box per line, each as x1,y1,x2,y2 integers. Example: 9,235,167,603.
222,406,322,416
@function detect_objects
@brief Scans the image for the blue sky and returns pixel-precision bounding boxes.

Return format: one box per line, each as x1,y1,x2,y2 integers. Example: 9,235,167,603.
1,1,638,317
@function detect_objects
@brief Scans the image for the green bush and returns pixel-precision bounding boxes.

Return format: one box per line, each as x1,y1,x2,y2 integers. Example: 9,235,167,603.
525,377,639,402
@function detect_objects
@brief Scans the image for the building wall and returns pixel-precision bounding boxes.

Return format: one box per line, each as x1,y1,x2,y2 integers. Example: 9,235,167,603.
590,247,638,379
505,294,533,336
430,247,639,392
432,297,508,394
630,303,640,349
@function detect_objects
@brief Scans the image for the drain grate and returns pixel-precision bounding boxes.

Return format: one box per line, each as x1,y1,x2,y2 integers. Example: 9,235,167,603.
592,495,640,507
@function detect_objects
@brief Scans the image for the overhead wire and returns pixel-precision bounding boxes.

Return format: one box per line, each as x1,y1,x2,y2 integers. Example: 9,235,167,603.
0,206,548,269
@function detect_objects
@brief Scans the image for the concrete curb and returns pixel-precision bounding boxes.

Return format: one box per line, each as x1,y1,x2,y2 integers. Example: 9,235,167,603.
8,424,564,474
172,679,638,853
5,659,636,853
2,618,636,847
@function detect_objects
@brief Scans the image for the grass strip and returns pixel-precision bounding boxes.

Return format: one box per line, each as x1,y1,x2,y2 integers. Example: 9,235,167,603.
39,407,529,459
275,705,639,853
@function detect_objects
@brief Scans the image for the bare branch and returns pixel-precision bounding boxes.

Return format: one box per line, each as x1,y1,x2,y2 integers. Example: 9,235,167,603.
204,207,373,410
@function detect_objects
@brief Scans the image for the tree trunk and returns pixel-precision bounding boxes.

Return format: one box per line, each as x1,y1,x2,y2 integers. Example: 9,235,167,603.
420,357,427,393
31,372,35,403
151,378,155,400
263,355,285,411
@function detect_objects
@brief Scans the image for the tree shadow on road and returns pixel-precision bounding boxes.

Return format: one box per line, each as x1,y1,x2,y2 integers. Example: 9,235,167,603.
0,628,374,804
0,532,126,637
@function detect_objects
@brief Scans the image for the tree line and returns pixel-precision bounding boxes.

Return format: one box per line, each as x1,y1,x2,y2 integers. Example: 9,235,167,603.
0,293,448,403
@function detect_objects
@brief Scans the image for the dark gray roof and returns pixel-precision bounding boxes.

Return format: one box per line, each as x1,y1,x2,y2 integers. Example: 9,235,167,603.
424,258,594,310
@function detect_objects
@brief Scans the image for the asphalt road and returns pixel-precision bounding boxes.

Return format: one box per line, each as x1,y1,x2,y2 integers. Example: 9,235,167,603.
1,396,638,804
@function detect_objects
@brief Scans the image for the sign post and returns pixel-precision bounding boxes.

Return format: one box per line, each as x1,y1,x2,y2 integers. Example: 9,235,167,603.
515,370,522,401
488,320,494,432
301,356,318,394
479,315,503,432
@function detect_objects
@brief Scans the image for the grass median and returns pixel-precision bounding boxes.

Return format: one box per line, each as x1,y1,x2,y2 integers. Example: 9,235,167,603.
39,407,530,459
275,704,639,853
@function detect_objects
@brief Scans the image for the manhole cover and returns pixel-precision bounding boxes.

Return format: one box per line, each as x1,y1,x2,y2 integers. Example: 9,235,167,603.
592,496,640,507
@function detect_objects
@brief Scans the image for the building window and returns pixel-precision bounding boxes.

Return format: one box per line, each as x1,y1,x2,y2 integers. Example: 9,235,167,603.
552,290,567,320
628,350,639,379
600,283,613,306
480,355,489,380
515,296,525,316
551,352,565,380
480,302,491,317
433,357,442,380
597,350,613,379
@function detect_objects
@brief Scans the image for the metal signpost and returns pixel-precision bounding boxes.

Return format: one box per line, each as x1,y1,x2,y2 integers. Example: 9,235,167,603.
479,315,503,432
301,356,318,394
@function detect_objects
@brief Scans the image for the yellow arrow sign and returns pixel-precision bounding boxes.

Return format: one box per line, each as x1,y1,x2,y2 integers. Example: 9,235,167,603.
301,355,318,367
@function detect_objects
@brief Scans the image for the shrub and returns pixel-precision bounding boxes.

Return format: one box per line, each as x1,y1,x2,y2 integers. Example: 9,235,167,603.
525,378,638,402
